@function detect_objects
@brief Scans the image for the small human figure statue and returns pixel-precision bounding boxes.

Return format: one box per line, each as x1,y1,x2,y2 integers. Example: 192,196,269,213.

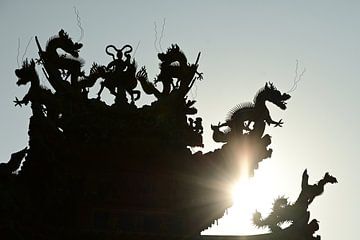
97,45,136,103
106,45,132,73
189,117,203,134
194,117,203,134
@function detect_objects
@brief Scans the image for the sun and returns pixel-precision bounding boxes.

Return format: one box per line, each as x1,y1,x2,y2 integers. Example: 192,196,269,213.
202,162,278,235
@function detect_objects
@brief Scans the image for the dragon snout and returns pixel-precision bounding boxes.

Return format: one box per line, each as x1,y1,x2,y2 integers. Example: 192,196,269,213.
282,93,291,100
71,51,79,58
16,79,26,86
74,43,83,49
15,69,22,78
278,93,291,110
158,53,165,61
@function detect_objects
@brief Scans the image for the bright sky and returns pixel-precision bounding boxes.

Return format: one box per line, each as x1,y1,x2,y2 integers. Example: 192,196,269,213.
1,1,359,239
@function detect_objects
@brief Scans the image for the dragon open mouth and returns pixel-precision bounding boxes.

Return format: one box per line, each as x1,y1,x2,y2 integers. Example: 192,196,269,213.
279,101,287,110
279,94,291,110
71,43,83,58
71,50,80,58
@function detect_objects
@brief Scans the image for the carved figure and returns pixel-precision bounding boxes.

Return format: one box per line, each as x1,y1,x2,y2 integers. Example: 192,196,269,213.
97,44,140,104
136,45,202,102
253,169,337,239
211,122,235,143
14,59,56,118
37,29,83,87
136,66,162,99
189,117,203,134
143,44,202,98
300,169,338,204
78,63,106,97
212,82,291,142
14,59,41,107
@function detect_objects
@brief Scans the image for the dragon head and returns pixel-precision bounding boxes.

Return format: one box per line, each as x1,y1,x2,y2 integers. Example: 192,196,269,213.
324,172,338,184
157,44,188,67
264,82,291,110
15,59,37,86
57,29,83,58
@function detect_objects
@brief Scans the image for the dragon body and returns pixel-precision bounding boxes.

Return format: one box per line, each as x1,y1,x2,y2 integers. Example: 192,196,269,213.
138,44,202,99
212,82,291,142
136,66,162,99
78,63,106,97
36,29,83,89
253,169,338,239
14,59,58,119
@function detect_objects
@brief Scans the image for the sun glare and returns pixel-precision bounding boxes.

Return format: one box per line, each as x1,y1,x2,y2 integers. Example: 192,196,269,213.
202,162,278,235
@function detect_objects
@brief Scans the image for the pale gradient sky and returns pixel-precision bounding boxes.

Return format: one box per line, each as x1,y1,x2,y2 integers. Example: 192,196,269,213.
1,1,359,239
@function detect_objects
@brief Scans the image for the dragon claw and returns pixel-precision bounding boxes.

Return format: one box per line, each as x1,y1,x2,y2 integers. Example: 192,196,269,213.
35,58,42,64
274,119,283,127
14,97,22,107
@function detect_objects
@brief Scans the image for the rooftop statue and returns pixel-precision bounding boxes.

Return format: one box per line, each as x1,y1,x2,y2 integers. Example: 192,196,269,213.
212,82,290,142
253,169,338,239
210,82,290,171
35,29,83,91
95,44,140,104
0,29,335,240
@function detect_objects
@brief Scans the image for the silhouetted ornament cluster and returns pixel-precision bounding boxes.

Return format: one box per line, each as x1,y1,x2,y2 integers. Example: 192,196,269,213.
253,169,337,240
0,29,330,240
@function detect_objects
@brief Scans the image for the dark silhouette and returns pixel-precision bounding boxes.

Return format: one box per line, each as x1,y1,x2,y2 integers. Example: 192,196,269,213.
0,28,336,240
211,82,290,142
138,44,202,99
253,169,337,239
209,82,290,172
14,59,58,119
39,29,83,87
78,62,106,97
96,44,141,104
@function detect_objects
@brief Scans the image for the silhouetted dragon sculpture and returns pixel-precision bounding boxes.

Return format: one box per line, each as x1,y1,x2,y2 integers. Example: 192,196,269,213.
138,44,202,99
37,29,83,87
211,82,290,142
253,169,338,239
14,59,63,120
210,82,290,167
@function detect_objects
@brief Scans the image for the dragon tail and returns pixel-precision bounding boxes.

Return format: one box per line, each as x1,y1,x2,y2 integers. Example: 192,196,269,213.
252,211,267,228
136,66,161,99
253,210,284,232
